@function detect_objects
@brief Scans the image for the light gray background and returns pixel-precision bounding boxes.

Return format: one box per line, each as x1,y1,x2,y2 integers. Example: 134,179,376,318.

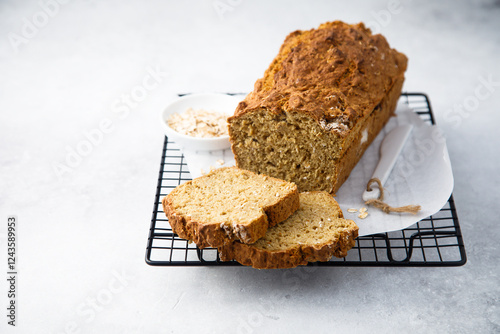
1,0,499,333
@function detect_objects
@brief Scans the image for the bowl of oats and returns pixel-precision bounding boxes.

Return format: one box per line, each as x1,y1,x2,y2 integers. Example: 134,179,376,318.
160,93,241,151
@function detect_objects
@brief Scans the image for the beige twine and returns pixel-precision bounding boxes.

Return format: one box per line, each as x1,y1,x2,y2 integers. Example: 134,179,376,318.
365,178,421,214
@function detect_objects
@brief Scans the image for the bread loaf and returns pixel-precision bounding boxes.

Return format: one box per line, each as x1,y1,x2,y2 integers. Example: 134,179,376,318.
228,21,408,193
162,167,300,248
218,191,359,269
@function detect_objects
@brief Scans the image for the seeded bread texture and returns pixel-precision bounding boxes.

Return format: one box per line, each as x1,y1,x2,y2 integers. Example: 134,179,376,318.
228,21,408,193
162,167,300,249
218,191,359,269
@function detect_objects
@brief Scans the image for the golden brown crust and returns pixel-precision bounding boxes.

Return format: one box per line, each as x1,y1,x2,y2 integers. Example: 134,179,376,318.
162,168,300,249
231,21,408,138
228,21,407,194
219,222,358,269
331,74,405,193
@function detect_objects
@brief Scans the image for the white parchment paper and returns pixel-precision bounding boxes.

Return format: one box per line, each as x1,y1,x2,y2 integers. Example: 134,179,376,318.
181,102,454,237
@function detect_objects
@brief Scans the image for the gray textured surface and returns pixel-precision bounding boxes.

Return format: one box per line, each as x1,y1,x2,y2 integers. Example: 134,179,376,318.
1,0,499,333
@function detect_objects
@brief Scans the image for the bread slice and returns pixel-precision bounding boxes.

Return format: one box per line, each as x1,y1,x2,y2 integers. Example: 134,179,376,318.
218,191,358,269
162,167,300,249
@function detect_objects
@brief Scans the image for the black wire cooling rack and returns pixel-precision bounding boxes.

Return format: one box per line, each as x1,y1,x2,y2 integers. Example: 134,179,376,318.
145,93,467,267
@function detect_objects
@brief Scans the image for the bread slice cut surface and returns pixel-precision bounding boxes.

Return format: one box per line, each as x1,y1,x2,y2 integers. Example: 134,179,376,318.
162,167,300,248
218,191,359,269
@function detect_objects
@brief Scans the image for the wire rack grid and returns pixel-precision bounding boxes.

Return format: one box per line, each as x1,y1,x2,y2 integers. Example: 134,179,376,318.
145,93,467,267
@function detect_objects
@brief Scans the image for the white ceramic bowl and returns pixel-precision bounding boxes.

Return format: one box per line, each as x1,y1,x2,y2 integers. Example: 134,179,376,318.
159,93,241,151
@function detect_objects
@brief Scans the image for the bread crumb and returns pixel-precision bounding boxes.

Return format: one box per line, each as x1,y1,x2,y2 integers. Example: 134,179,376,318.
347,208,358,213
359,207,367,213
216,159,225,166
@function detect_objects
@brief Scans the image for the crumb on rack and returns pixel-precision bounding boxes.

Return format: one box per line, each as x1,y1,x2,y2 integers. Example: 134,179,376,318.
167,108,229,138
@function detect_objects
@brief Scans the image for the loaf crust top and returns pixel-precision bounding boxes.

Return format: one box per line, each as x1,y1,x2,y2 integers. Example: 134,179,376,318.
233,21,408,136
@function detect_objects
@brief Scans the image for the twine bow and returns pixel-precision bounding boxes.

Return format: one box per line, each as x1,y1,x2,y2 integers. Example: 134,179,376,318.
364,178,421,214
